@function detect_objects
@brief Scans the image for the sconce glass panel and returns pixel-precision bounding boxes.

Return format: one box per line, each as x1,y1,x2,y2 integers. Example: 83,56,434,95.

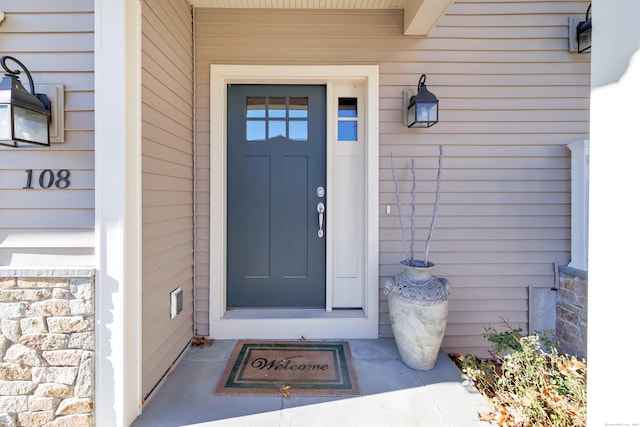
417,103,438,124
14,106,49,145
0,105,10,140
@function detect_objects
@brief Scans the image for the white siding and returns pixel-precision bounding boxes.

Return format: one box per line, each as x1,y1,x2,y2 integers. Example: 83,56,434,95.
0,2,95,266
141,0,194,401
193,2,589,356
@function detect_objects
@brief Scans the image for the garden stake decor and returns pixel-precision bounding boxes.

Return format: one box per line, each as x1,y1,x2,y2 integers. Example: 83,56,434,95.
384,146,451,370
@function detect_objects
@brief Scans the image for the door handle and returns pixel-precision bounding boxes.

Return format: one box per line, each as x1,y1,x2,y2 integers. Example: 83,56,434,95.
317,202,325,238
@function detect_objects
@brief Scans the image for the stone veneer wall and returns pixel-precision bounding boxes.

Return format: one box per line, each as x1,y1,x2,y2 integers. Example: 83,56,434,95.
0,268,95,427
556,265,587,360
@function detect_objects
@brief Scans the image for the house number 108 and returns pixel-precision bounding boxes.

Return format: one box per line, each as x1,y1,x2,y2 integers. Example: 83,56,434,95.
23,169,71,189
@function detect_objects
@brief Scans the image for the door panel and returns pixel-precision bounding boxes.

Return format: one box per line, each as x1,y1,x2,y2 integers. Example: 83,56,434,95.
227,85,326,308
282,156,309,278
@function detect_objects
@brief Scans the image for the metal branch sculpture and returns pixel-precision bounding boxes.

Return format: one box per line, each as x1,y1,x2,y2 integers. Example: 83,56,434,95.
424,144,443,264
390,145,443,267
390,152,409,262
410,159,416,264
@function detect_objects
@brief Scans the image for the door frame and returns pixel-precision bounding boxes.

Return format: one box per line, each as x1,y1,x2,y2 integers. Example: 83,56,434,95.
209,65,379,339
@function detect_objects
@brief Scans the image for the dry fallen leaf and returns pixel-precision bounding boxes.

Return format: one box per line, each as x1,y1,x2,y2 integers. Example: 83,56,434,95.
496,405,511,426
279,384,291,399
191,337,215,347
477,412,496,423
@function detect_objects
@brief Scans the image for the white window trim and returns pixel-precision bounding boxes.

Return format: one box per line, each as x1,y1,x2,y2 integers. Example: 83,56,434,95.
208,65,379,339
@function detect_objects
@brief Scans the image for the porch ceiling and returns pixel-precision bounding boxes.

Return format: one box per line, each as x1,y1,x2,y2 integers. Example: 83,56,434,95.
187,0,455,36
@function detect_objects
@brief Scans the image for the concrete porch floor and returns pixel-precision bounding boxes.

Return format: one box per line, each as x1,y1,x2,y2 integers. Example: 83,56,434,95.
131,338,490,427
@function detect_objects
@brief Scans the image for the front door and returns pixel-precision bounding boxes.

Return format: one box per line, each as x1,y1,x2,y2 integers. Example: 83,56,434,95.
227,85,326,308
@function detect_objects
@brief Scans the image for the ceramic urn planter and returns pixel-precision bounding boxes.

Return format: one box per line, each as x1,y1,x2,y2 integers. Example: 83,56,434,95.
383,261,451,371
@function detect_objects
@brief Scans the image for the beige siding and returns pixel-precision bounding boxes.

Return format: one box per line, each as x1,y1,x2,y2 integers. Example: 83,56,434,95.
193,2,589,356
141,0,194,400
0,2,95,266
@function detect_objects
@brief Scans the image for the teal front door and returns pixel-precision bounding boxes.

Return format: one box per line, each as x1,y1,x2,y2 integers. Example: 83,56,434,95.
227,85,327,308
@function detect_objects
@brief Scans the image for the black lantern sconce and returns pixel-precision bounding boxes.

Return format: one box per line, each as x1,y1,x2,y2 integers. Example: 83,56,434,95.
0,56,51,147
406,74,439,128
569,4,591,53
576,4,591,53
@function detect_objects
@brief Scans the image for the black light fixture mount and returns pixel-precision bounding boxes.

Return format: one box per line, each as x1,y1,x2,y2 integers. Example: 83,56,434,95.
407,74,439,128
577,4,592,53
0,55,51,147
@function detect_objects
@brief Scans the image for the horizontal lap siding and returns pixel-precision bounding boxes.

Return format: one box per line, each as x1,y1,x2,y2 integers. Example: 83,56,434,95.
141,0,194,400
0,1,95,266
193,1,589,356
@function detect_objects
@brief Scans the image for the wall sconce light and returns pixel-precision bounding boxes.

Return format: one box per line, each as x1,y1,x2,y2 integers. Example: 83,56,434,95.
406,74,439,128
576,4,591,53
569,4,591,53
0,56,51,147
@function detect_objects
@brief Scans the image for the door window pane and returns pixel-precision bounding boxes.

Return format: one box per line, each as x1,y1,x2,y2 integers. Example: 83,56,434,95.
268,97,286,118
338,97,358,141
338,98,357,117
289,121,308,141
247,97,266,118
268,120,286,140
338,121,357,141
289,97,308,118
246,121,266,141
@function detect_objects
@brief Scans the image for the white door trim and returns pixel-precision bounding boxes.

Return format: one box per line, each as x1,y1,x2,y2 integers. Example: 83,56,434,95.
209,65,379,339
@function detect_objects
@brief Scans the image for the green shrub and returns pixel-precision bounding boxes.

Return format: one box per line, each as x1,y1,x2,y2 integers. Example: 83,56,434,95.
453,323,586,427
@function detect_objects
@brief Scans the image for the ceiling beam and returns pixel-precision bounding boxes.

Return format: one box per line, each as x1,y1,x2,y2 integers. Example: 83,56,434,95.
403,0,455,36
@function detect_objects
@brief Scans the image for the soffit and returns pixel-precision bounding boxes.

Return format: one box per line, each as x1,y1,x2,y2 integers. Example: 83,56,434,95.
188,0,455,36
189,1,406,8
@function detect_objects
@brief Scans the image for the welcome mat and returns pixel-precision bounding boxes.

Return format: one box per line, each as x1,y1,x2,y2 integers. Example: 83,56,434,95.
216,340,360,397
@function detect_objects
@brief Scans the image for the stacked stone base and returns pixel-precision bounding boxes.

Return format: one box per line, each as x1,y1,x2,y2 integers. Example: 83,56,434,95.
0,269,94,427
556,265,587,360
